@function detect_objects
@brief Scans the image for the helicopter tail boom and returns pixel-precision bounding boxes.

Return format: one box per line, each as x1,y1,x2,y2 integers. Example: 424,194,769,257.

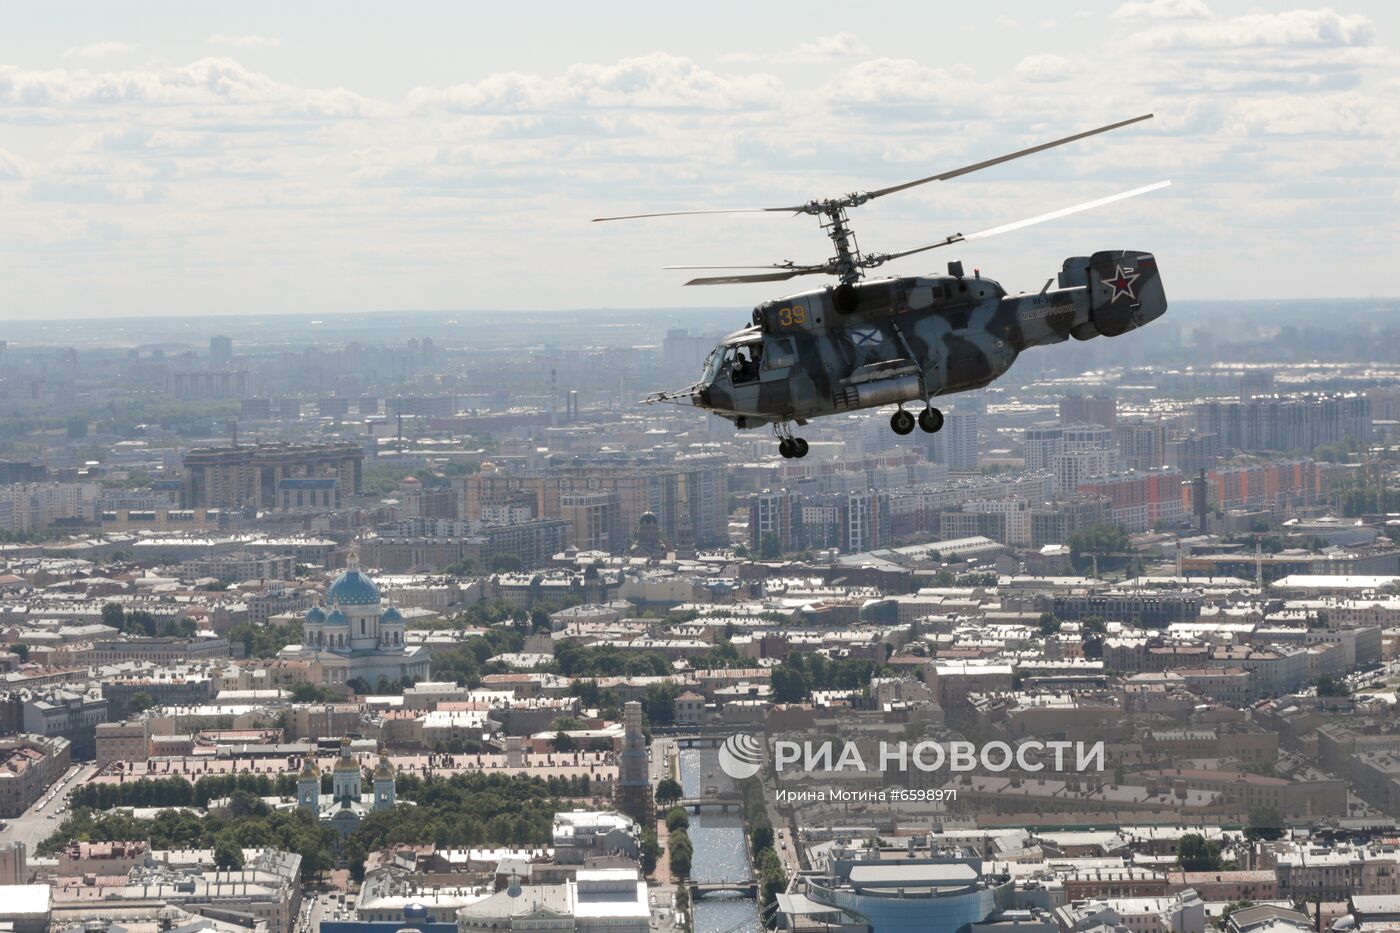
1008,250,1167,348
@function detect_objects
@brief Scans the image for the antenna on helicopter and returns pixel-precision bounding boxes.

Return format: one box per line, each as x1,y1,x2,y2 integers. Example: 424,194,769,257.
593,113,1162,286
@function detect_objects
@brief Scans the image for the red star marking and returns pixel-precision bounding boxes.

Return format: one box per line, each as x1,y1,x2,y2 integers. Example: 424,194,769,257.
1106,264,1141,303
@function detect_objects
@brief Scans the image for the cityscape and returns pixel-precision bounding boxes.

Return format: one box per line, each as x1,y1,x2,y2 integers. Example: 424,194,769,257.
4,4,1400,933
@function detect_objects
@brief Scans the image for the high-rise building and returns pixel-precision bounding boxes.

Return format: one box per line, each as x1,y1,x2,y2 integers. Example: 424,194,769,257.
750,489,802,555
928,411,980,471
240,397,273,420
1060,394,1117,428
182,442,364,509
209,335,233,369
663,328,721,376
840,489,891,552
167,370,248,399
1204,458,1334,510
1193,394,1371,452
560,491,613,552
1165,432,1221,476
938,509,1006,541
386,395,457,418
1053,448,1116,496
0,482,99,532
1077,468,1186,532
1030,496,1113,548
1062,422,1117,454
614,701,651,826
318,397,351,419
1023,424,1064,472
964,498,1033,546
1117,421,1168,471
462,455,727,553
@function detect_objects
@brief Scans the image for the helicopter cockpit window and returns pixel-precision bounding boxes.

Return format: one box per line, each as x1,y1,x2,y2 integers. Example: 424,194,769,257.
702,349,725,384
764,338,796,370
731,344,762,384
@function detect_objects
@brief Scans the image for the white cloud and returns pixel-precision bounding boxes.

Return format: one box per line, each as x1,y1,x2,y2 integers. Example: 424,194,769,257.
207,33,281,48
720,32,870,64
790,33,870,60
1110,0,1210,22
0,148,27,179
1228,90,1395,137
823,59,981,108
0,58,374,117
0,25,1397,314
995,15,1020,29
1128,8,1374,50
62,41,136,59
1012,53,1083,83
408,53,781,113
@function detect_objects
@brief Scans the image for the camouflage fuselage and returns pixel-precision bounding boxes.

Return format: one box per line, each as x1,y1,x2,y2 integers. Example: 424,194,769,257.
691,249,1166,429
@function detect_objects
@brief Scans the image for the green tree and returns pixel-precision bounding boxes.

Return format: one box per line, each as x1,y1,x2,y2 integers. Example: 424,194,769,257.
759,533,782,560
101,603,125,629
228,620,303,659
642,683,679,726
655,778,683,806
1246,807,1284,841
640,829,660,874
290,682,340,703
214,835,245,869
553,732,576,752
1068,523,1134,574
1177,833,1223,872
665,807,690,833
490,554,523,572
1314,674,1351,698
668,829,693,878
770,660,811,703
755,847,787,908
128,692,156,715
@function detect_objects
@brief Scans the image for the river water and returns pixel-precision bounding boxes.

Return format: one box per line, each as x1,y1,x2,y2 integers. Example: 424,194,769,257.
677,747,761,933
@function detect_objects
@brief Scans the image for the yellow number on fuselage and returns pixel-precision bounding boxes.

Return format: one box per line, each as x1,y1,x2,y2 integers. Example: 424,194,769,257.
778,306,807,328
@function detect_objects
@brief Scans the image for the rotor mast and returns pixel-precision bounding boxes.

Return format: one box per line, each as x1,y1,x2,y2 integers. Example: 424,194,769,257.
807,198,867,284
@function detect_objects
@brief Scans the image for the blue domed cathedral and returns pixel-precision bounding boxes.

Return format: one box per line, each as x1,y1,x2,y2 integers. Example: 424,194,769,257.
281,552,431,687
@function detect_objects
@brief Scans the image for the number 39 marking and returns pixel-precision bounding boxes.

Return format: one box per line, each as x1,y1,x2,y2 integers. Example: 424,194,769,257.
778,306,807,327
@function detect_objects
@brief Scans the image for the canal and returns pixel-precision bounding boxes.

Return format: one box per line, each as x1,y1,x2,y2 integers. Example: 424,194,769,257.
677,746,761,933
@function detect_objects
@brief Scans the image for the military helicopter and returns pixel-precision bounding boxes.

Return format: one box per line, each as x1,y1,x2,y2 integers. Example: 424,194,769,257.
594,113,1170,459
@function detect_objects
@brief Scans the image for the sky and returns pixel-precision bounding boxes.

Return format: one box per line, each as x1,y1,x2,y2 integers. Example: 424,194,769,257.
1,0,1398,319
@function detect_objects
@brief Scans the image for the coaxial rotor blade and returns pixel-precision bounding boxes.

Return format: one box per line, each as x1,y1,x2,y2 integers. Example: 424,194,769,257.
868,180,1171,265
682,267,828,286
862,114,1154,201
591,207,800,222
593,116,1154,224
664,264,803,270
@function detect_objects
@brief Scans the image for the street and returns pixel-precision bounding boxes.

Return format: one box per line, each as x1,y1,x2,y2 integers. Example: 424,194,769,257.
301,891,352,933
0,762,99,854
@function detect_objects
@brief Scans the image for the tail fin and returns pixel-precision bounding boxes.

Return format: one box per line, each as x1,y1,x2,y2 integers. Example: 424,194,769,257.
1086,249,1166,337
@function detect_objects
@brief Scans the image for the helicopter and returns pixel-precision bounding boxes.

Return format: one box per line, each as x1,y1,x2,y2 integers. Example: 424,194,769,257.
594,114,1170,459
